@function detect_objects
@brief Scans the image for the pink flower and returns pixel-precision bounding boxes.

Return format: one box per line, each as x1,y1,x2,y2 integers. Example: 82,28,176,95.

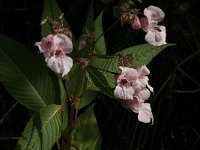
78,38,87,50
46,56,73,76
136,88,151,101
114,66,153,100
138,103,154,124
131,16,141,30
114,66,154,123
136,66,153,92
144,5,165,26
121,97,142,112
121,97,154,124
139,17,149,32
114,67,138,100
141,5,166,46
145,26,166,46
35,34,73,76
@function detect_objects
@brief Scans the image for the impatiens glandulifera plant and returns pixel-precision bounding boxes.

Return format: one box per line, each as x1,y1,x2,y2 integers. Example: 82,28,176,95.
0,0,174,149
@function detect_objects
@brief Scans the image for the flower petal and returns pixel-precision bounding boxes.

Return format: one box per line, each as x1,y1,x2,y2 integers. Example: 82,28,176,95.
138,88,151,101
35,34,54,57
144,5,165,24
46,55,73,77
54,34,73,54
119,66,138,82
131,16,141,30
138,103,154,124
121,97,140,113
114,84,135,100
145,26,166,46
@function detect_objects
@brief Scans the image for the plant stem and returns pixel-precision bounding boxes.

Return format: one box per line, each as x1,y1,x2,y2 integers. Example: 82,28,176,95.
66,65,85,150
94,18,120,44
0,102,18,126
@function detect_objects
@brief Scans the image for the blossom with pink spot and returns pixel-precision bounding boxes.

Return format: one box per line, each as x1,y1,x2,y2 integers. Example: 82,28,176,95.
35,34,73,77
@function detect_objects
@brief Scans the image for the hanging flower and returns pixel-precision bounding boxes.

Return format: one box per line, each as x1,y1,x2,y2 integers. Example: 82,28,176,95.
121,97,154,124
35,34,73,77
114,66,154,124
114,67,138,100
145,25,166,46
128,5,167,46
143,5,165,26
142,5,167,46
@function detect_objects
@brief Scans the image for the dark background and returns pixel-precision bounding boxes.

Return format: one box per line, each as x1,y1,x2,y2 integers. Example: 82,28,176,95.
1,0,200,149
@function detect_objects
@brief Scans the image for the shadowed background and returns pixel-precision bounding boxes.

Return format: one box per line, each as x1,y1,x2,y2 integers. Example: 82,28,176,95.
1,0,200,149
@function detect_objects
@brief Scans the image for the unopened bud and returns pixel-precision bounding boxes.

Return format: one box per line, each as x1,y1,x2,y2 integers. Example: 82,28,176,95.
40,17,48,25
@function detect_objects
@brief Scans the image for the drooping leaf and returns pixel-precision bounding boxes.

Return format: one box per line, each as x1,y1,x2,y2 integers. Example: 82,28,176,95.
42,0,67,37
94,11,106,55
15,104,63,150
72,106,101,150
86,67,114,97
0,34,56,111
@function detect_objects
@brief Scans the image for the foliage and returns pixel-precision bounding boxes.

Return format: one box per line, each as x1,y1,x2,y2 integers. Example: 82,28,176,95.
0,0,174,149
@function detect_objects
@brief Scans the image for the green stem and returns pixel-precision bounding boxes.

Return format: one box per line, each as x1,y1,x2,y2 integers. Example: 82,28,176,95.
66,75,74,98
66,66,85,150
66,103,76,150
0,102,18,126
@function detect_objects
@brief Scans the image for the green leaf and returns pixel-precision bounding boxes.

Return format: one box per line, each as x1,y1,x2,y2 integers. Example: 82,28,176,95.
102,71,116,89
0,34,57,111
79,90,98,109
116,43,175,66
94,11,106,55
90,44,174,73
72,106,101,150
59,78,67,103
42,0,66,37
85,71,100,91
89,56,119,73
87,67,114,97
15,104,63,150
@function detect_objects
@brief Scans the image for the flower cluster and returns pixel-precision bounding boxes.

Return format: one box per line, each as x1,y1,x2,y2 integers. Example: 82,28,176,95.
35,34,73,77
114,66,154,124
121,4,166,46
